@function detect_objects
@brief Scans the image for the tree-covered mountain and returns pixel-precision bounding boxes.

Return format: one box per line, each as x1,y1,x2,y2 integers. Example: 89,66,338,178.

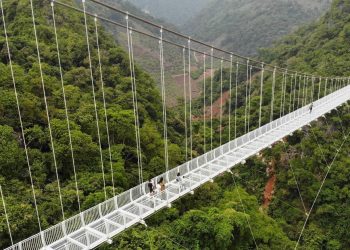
127,0,213,26
0,0,184,247
184,0,331,56
101,0,350,248
1,0,350,249
85,0,192,106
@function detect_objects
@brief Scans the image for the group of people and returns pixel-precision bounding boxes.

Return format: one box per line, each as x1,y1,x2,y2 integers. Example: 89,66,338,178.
147,176,165,196
147,172,186,199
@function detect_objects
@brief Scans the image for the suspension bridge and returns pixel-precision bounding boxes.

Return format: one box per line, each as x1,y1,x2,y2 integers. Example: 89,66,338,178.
1,0,350,249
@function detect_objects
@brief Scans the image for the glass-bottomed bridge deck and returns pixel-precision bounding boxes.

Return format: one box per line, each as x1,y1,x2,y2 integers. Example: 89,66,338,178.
6,85,350,250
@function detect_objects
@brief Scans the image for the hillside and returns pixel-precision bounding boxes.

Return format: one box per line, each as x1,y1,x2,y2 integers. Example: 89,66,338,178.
127,0,212,26
85,0,195,106
102,0,350,248
184,0,331,56
0,0,184,247
1,0,350,249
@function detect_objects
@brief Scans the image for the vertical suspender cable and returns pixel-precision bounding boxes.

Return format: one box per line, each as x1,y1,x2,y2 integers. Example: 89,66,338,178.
182,48,188,161
203,54,206,152
258,63,264,127
126,18,143,185
159,28,169,181
51,1,82,211
247,65,252,131
324,78,328,97
131,30,144,185
280,72,285,118
305,76,309,105
210,48,214,151
228,55,233,141
219,59,223,145
188,38,193,159
311,76,315,103
0,185,13,245
1,0,43,238
288,74,293,113
0,0,45,242
244,59,249,133
297,75,302,108
234,62,239,142
94,16,116,196
282,71,287,116
302,75,307,107
335,78,338,90
293,73,297,111
82,0,107,199
270,67,276,122
317,77,322,100
30,0,66,226
337,78,340,90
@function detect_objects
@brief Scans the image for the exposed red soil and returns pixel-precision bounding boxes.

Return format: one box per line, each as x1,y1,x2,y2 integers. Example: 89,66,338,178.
263,160,276,208
172,68,214,101
195,70,261,121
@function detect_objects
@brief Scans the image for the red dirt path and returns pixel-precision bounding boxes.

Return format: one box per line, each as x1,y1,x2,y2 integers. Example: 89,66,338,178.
263,160,276,208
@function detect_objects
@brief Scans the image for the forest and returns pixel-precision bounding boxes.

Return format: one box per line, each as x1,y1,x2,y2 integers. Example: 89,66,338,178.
0,0,350,249
184,0,331,56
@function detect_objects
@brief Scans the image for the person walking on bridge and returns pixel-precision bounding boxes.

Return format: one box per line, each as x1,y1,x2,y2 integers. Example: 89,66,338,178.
147,179,154,196
309,102,314,114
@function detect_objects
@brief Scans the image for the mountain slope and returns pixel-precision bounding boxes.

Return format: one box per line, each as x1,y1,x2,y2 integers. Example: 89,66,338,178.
0,0,184,247
184,0,331,56
260,0,350,76
127,0,213,26
85,0,191,106
103,1,350,249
